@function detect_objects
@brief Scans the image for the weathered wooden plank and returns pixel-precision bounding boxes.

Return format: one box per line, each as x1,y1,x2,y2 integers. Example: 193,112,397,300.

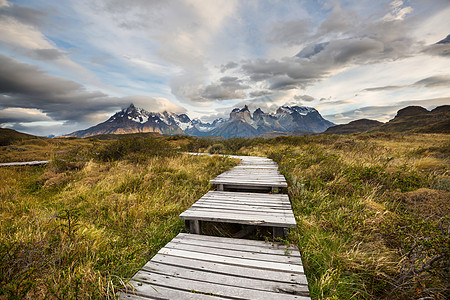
198,198,291,207
181,205,295,217
120,279,221,299
175,233,298,250
210,179,288,187
212,173,284,178
138,261,309,296
149,253,307,284
191,202,293,212
0,160,49,166
157,248,304,273
164,240,302,264
170,235,301,257
180,210,297,227
192,203,292,213
202,191,290,200
130,269,309,299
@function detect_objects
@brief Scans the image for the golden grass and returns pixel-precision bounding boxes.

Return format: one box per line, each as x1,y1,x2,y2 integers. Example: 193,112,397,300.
1,133,448,299
0,145,238,299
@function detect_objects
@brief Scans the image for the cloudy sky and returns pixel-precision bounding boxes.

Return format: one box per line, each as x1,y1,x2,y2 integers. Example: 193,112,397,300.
0,0,449,136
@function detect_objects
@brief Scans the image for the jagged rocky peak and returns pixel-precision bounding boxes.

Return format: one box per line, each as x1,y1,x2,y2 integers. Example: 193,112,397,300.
253,107,264,115
253,108,265,120
230,105,252,122
107,103,149,124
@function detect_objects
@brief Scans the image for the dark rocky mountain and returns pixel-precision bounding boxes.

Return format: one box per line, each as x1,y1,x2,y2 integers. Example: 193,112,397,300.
64,104,334,138
65,104,186,138
195,105,333,138
325,105,450,135
374,105,450,133
325,119,383,134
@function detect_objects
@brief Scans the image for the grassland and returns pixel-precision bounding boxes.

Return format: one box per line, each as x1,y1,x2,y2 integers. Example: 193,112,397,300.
1,133,449,299
0,136,238,299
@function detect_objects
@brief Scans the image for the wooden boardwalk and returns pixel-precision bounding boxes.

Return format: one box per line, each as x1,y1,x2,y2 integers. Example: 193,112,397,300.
180,191,296,236
120,233,309,300
120,155,309,299
210,156,287,192
0,160,49,166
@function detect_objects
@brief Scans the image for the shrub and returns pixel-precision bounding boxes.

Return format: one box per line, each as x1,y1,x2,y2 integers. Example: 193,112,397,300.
208,143,225,154
96,137,177,162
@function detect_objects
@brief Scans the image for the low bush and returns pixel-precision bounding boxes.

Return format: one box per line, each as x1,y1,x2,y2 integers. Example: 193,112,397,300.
96,137,177,162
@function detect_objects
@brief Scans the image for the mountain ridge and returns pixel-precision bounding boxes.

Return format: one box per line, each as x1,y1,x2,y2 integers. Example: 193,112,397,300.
325,105,450,134
64,104,334,138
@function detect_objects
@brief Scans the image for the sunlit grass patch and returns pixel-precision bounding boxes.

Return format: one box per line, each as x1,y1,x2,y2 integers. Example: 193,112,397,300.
0,140,238,299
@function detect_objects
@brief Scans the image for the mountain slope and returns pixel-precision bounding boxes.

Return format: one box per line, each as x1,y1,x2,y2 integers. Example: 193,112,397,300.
373,105,450,133
64,103,335,138
65,104,185,138
325,119,384,134
0,128,41,146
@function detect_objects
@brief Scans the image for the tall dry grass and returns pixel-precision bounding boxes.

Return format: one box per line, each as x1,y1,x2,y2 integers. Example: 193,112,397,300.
238,133,449,299
0,141,237,299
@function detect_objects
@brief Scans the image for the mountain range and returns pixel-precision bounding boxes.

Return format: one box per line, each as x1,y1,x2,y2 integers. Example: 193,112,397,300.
325,105,450,134
64,104,334,138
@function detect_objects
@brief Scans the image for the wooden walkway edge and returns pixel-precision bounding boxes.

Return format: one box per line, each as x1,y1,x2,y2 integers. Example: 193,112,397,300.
0,160,49,166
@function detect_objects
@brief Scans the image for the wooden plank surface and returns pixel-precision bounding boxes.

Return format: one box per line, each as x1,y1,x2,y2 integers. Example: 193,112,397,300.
120,233,310,299
208,156,288,188
0,160,49,166
180,191,296,227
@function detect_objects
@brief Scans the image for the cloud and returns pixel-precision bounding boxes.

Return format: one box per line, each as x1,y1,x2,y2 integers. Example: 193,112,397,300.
267,19,310,46
249,90,272,98
0,1,47,27
0,55,185,128
220,61,239,73
413,75,450,88
200,76,250,101
0,108,51,123
294,95,315,102
381,0,413,21
363,75,450,92
92,0,238,104
363,85,405,92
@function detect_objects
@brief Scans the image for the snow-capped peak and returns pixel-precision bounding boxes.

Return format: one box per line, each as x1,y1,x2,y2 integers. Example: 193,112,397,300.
277,105,316,116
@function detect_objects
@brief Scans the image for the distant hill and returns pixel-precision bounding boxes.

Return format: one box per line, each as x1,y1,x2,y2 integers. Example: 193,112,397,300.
374,105,450,133
0,128,41,146
325,119,383,134
326,105,450,134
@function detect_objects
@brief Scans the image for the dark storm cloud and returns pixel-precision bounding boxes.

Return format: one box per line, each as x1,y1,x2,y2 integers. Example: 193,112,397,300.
240,30,409,91
267,19,310,46
220,62,238,73
0,2,47,27
0,55,183,126
233,5,423,93
201,76,250,100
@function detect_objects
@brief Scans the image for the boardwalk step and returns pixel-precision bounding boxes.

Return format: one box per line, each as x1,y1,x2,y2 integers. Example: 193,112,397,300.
120,233,310,299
